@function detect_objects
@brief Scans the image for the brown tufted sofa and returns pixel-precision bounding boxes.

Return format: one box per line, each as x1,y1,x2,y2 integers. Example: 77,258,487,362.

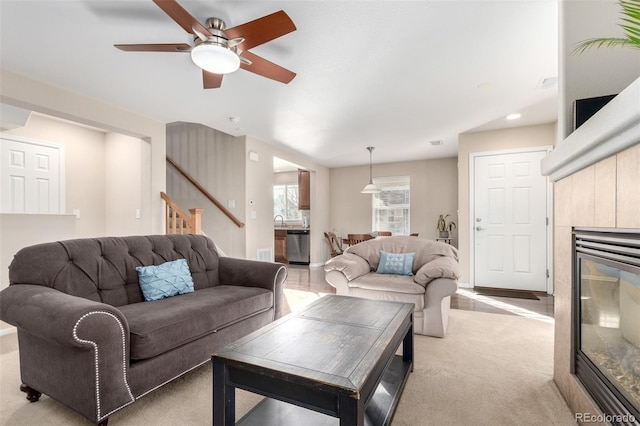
0,234,287,425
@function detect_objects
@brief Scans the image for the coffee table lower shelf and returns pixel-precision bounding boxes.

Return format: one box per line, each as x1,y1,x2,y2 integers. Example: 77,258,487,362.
237,354,411,426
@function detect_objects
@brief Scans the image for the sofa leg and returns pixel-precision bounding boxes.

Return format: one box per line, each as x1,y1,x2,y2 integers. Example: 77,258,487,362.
19,384,42,402
98,419,109,426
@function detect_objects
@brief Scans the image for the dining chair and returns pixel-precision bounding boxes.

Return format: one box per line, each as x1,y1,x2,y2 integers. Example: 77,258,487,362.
346,233,374,246
324,232,344,257
377,231,392,236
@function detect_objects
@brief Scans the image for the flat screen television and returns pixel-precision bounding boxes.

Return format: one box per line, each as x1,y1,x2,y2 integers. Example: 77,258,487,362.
573,94,616,130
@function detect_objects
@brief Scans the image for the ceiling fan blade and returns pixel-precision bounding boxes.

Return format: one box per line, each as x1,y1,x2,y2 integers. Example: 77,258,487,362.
239,51,295,84
225,10,296,50
203,70,224,89
115,43,191,52
152,0,211,37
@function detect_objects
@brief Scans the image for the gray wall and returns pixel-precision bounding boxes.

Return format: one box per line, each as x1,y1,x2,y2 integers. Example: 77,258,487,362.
166,122,247,258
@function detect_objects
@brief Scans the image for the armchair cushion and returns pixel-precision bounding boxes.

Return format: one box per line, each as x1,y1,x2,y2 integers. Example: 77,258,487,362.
136,259,194,301
323,252,371,281
347,235,458,273
413,256,461,287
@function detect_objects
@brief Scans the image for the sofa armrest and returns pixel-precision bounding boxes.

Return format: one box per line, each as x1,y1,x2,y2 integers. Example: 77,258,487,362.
424,277,458,302
413,256,461,286
0,284,135,422
218,257,288,319
324,253,371,281
0,284,129,347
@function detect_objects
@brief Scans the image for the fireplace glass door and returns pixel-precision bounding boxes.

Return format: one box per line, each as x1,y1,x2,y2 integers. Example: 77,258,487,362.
574,229,640,423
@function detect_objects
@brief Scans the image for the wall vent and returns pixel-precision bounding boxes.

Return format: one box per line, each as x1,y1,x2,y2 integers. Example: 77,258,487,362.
257,248,273,262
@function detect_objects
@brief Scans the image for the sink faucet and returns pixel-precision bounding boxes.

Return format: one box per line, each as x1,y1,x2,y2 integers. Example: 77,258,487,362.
274,215,284,227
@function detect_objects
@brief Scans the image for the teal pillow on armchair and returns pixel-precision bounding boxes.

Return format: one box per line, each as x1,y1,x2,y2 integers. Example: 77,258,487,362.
376,250,415,276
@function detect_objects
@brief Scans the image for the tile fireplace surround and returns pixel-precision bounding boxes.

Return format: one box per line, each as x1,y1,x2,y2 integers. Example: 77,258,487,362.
542,76,640,424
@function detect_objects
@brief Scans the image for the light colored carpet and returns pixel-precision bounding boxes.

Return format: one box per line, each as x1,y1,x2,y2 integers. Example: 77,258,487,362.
0,298,576,425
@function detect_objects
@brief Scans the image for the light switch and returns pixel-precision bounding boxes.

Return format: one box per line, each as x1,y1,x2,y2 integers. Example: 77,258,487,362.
250,211,257,219
228,200,235,209
72,209,80,219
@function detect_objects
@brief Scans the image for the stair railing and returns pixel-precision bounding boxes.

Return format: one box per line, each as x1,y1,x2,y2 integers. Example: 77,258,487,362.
160,192,203,234
166,156,245,228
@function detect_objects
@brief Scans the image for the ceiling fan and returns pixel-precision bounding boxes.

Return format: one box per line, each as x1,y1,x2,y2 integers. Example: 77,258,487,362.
115,0,296,89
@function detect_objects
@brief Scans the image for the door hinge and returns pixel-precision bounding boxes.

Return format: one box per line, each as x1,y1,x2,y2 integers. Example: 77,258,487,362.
546,217,549,226
546,269,550,278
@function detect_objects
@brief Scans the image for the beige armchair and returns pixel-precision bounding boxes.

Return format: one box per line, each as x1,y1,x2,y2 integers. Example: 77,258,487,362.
324,236,459,337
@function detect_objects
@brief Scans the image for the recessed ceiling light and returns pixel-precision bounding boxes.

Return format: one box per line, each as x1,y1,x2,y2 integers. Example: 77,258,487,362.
506,113,521,120
429,140,443,146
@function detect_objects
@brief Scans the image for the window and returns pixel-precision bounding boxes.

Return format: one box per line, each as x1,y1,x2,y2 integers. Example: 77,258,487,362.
274,184,302,221
372,176,410,235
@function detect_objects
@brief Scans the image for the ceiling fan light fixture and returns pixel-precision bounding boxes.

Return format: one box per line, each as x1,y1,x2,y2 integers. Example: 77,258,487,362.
190,43,240,74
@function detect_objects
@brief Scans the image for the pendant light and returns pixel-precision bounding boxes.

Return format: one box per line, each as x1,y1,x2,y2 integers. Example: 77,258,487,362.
361,146,381,194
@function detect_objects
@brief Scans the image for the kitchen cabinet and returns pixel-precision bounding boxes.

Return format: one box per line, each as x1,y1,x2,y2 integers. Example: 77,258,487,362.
298,169,310,210
274,229,288,264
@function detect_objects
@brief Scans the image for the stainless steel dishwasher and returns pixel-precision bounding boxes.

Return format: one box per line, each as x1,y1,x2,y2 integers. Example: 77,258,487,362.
287,229,310,265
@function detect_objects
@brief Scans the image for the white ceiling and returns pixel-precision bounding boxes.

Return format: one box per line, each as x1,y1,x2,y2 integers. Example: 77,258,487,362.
0,0,558,169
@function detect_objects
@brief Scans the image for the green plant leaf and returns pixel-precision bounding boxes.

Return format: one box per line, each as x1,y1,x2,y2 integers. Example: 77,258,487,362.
573,0,640,54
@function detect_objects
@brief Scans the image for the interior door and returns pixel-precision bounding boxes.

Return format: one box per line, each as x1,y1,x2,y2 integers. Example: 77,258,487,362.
473,149,548,291
1,136,63,214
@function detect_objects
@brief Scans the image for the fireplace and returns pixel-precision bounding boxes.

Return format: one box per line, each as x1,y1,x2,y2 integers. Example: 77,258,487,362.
573,228,640,424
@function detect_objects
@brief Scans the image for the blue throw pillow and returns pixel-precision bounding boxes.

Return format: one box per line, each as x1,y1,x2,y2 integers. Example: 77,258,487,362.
136,259,195,301
376,251,415,276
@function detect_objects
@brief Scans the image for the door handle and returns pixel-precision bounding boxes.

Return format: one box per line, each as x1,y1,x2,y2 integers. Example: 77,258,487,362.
476,226,486,231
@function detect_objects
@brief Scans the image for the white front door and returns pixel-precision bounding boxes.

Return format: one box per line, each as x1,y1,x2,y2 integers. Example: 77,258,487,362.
473,149,548,291
0,135,64,214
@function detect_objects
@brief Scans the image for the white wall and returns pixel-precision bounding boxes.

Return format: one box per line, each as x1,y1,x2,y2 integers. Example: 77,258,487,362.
4,114,106,236
245,136,330,266
2,114,150,238
559,0,640,139
166,122,246,258
165,125,330,265
329,158,459,243
457,123,556,284
0,70,166,234
105,132,145,236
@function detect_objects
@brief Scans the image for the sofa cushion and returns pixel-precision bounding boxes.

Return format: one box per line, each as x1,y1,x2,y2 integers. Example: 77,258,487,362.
348,273,425,294
136,259,195,301
376,251,414,276
118,285,273,360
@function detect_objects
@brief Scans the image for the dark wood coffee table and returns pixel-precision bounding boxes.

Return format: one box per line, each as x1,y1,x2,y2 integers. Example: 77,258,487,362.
212,295,414,426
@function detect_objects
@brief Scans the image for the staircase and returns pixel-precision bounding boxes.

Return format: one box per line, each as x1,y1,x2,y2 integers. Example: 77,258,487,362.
160,191,203,234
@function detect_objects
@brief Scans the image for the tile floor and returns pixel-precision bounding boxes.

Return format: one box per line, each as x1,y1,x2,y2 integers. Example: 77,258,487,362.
285,265,554,320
